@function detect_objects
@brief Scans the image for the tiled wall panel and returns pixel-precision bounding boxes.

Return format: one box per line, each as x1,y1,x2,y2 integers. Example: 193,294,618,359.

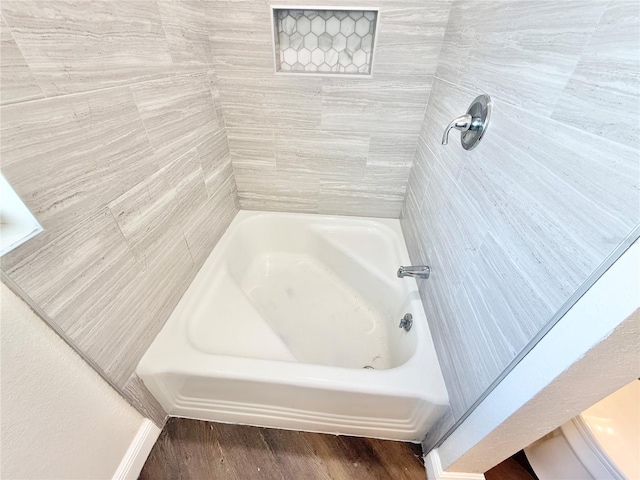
1,0,174,96
402,0,640,420
0,0,239,425
206,0,451,217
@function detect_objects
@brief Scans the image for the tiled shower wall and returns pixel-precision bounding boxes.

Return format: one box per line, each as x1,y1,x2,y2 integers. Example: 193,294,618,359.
0,0,239,425
205,0,451,217
401,0,640,439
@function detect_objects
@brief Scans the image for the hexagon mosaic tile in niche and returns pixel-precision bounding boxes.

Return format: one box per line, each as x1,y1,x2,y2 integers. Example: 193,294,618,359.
273,9,378,75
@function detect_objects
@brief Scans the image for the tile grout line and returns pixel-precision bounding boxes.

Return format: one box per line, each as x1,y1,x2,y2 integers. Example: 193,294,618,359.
0,69,216,110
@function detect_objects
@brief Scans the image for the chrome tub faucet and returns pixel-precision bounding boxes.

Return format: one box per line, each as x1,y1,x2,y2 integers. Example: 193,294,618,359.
397,265,430,279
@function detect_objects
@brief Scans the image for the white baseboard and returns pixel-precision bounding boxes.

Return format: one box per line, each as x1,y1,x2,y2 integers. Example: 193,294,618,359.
424,449,485,480
112,419,161,480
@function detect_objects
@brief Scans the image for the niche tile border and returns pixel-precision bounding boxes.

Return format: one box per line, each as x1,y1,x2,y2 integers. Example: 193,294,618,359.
271,6,379,76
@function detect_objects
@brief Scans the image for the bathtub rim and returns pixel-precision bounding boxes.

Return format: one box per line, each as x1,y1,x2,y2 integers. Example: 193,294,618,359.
137,210,450,416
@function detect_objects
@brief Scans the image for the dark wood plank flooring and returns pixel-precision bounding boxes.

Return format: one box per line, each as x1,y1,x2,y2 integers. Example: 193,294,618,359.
139,418,537,480
140,419,425,480
485,457,538,480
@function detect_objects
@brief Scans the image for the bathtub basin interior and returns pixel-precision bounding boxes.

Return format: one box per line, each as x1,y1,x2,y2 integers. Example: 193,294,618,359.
240,251,392,369
188,214,416,370
138,210,449,441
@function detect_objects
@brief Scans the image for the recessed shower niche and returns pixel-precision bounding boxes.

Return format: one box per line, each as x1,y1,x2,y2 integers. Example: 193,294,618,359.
272,7,378,75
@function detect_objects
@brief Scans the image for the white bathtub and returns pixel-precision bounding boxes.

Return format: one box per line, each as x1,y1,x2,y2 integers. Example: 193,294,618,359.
137,211,448,441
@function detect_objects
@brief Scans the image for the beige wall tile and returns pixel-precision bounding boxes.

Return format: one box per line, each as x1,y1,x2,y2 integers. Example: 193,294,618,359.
275,130,370,182
123,374,167,427
82,234,194,385
197,129,234,197
227,126,277,172
108,169,180,268
320,78,431,135
552,0,640,150
0,16,43,105
1,0,174,96
238,173,320,213
183,178,239,265
319,179,405,217
375,2,451,76
367,134,418,169
439,0,609,117
164,148,209,228
206,0,280,76
158,0,213,72
217,75,323,130
0,87,159,269
206,68,227,126
131,73,221,168
7,209,141,332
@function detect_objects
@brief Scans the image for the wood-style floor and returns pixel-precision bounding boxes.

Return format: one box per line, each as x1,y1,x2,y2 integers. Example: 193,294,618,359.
139,418,537,480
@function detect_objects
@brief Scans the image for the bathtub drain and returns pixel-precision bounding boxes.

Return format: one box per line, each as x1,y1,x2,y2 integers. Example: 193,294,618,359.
363,365,375,369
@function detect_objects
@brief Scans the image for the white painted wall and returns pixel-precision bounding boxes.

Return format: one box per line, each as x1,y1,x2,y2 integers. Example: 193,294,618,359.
0,283,145,480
